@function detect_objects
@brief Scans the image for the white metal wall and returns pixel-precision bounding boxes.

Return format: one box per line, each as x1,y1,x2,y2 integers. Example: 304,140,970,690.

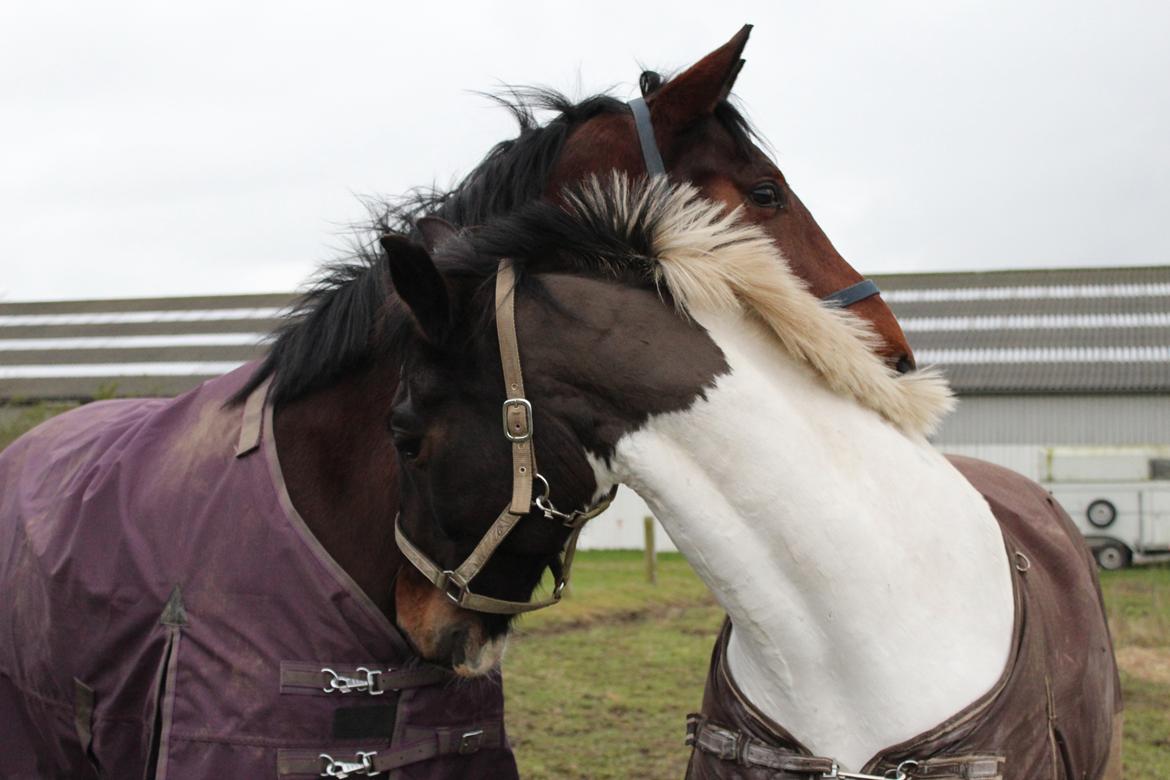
939,444,1047,479
577,487,678,552
932,394,1170,446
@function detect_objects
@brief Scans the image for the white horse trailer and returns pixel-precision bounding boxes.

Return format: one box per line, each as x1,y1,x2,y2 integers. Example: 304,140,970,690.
1048,482,1170,569
1042,448,1170,569
941,445,1170,569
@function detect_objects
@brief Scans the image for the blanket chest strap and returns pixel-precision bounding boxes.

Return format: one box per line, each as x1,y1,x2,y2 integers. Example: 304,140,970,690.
686,715,1003,780
276,722,503,777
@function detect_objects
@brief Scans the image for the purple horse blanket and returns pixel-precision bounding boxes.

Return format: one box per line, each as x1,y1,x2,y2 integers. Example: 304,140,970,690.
0,366,518,778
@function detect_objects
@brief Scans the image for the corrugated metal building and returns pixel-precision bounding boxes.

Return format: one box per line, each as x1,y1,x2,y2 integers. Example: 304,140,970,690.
872,265,1170,477
2,266,1168,551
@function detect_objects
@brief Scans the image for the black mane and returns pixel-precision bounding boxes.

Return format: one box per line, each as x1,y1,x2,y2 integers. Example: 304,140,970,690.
381,89,627,236
234,79,759,405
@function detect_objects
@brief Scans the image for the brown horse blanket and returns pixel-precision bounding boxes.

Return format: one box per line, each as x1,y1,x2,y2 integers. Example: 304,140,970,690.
0,365,519,779
685,456,1122,780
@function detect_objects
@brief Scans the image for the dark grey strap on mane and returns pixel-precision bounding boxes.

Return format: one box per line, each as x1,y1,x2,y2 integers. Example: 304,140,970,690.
628,97,666,176
822,279,881,308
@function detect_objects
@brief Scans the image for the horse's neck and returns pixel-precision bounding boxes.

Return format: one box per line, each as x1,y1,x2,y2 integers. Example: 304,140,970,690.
272,364,404,616
605,312,1014,769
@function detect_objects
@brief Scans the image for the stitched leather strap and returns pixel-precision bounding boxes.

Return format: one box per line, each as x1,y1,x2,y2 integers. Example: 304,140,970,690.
394,512,564,614
235,375,271,457
276,722,503,776
821,279,880,308
279,661,451,695
628,97,666,176
686,715,1004,779
892,755,1004,779
496,261,536,514
686,715,835,775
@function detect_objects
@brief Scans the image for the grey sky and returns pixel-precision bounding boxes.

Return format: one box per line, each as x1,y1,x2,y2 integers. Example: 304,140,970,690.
2,1,1168,301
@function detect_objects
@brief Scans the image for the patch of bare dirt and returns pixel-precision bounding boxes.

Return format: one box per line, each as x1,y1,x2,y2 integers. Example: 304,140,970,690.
1116,646,1170,685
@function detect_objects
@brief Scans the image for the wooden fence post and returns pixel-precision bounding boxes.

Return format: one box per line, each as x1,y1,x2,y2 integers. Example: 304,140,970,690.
644,516,657,584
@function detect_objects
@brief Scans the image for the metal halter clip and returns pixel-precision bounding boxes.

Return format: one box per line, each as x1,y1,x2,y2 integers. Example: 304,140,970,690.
502,398,533,442
531,474,568,522
319,750,380,778
533,474,618,529
321,667,383,695
823,760,918,780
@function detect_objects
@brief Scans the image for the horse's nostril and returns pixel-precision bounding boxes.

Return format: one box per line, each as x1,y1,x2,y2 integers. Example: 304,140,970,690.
895,355,916,375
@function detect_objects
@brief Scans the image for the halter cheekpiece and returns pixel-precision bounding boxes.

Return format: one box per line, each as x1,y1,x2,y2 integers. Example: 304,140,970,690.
394,260,617,614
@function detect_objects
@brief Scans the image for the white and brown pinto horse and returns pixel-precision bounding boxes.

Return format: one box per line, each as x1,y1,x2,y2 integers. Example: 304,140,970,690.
385,176,1121,779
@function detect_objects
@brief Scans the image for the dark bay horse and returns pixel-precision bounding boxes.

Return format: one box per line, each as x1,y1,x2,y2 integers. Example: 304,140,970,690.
383,175,1122,779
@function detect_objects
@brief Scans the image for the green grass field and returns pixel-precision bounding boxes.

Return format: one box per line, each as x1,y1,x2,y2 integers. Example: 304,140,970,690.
505,552,1170,779
3,405,1168,777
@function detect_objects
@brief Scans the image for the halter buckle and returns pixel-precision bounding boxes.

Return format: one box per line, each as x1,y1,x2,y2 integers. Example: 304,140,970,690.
502,398,533,442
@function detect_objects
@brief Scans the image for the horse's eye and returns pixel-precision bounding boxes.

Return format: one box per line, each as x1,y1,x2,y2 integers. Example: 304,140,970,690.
392,428,423,460
748,182,784,209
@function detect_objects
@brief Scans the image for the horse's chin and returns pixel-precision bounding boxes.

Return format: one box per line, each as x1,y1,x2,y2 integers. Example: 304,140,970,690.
394,568,508,676
452,633,508,678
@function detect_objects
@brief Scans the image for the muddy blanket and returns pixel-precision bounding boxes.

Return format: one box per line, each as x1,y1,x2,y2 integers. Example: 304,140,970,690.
0,366,518,778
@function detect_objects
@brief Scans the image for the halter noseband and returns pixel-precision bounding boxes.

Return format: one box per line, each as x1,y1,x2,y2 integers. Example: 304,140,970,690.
626,97,882,310
394,260,617,615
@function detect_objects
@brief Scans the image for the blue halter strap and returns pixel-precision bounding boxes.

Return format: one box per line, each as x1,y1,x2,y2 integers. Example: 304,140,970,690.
625,97,881,309
820,279,881,308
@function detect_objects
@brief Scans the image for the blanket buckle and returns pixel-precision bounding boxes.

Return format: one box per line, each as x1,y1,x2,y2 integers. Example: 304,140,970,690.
321,667,384,695
824,759,918,780
319,750,380,778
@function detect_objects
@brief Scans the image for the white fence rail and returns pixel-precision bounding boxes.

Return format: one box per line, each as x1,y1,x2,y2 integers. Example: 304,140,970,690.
0,294,292,399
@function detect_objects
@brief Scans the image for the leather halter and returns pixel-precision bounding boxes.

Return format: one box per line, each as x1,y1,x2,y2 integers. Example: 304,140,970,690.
394,260,617,615
626,97,882,309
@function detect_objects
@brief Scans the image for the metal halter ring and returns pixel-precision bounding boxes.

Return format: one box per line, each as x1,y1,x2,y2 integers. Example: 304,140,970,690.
532,474,582,527
532,473,552,502
439,570,469,606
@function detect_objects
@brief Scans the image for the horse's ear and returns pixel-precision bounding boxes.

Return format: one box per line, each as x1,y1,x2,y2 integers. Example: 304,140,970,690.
380,233,450,343
415,217,461,254
647,25,751,127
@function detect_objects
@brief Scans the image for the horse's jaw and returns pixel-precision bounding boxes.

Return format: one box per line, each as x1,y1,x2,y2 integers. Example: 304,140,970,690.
590,309,1014,771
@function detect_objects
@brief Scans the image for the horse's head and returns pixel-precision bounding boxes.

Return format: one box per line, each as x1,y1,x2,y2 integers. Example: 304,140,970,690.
549,26,916,373
380,177,950,676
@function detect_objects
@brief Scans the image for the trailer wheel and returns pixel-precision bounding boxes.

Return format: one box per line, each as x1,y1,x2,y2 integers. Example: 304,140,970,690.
1093,542,1130,571
1086,499,1117,529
